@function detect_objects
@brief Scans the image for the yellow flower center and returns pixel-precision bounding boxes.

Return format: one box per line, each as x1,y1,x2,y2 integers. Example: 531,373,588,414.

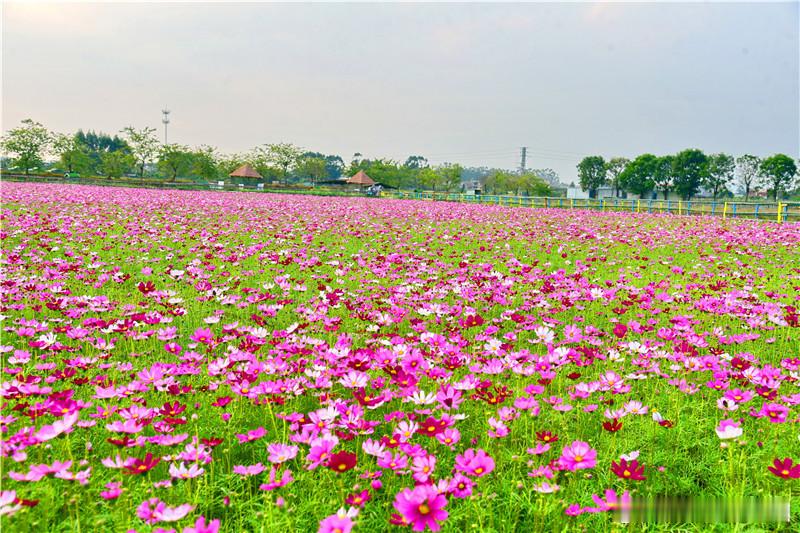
418,503,431,515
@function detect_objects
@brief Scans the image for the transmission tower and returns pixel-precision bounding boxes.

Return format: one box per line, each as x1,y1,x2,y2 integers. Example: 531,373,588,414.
519,147,528,173
161,109,171,144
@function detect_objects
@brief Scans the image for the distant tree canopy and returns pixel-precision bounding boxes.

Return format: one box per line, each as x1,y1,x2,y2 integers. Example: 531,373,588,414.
481,170,551,196
619,154,657,198
759,154,798,200
1,119,52,174
4,118,797,199
735,154,760,199
672,149,708,200
577,156,607,198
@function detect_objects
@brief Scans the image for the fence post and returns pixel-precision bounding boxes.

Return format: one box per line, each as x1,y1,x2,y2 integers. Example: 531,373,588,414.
723,202,727,220
777,203,782,223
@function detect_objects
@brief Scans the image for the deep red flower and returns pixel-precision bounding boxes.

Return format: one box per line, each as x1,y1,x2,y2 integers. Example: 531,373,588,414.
327,451,357,473
137,281,156,294
124,452,161,474
603,419,623,432
767,458,800,479
536,431,559,444
159,401,186,417
611,458,646,481
416,417,447,436
201,437,224,447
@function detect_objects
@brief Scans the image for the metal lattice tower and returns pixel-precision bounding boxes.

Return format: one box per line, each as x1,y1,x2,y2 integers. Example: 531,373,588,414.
161,109,171,144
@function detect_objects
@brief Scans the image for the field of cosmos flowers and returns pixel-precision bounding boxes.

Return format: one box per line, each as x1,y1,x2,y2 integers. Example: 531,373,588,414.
1,182,799,533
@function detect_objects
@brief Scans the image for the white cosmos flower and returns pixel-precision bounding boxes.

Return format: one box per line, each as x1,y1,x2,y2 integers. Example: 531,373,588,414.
407,391,436,405
620,450,640,461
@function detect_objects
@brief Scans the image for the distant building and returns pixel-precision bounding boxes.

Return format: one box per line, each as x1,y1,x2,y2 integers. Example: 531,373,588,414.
567,186,616,200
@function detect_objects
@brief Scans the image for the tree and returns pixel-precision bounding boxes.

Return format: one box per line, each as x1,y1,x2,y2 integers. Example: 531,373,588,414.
438,163,463,192
121,126,159,178
258,143,303,185
418,167,443,192
652,155,674,200
52,133,92,174
190,145,220,182
672,149,708,200
735,154,760,199
157,144,192,181
296,155,328,185
517,172,552,196
1,119,52,174
75,129,130,174
404,155,429,170
324,155,345,179
759,154,797,200
100,150,134,178
619,154,657,199
605,157,629,198
704,153,735,199
577,156,607,198
531,168,560,186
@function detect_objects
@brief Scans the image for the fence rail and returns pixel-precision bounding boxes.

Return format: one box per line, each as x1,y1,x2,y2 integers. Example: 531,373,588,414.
2,174,797,222
386,191,799,222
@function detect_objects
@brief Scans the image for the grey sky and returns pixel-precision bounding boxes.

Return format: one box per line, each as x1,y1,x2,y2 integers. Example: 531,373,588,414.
3,2,798,180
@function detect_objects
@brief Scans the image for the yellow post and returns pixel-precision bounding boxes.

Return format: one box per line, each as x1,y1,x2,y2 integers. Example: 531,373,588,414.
777,203,782,223
678,200,682,215
570,198,575,210
723,202,727,220
636,199,640,213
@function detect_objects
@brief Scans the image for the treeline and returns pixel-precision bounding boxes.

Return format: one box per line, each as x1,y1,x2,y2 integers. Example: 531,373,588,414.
2,120,553,193
577,150,798,201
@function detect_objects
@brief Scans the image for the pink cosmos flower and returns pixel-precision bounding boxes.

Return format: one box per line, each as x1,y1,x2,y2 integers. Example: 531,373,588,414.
756,403,789,423
235,427,266,444
448,474,474,498
411,455,436,483
267,443,299,464
715,419,743,439
558,441,597,471
318,514,353,533
100,481,123,500
392,485,449,532
183,516,221,533
233,463,266,476
169,462,205,480
259,466,294,491
454,448,495,477
136,498,194,524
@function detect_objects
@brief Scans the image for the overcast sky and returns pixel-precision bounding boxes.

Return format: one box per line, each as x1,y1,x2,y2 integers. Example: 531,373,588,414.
3,2,798,180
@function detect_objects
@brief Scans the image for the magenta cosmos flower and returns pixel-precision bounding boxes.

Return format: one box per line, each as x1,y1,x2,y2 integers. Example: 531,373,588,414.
318,513,354,533
454,448,495,477
392,485,449,532
768,458,800,479
558,441,597,471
